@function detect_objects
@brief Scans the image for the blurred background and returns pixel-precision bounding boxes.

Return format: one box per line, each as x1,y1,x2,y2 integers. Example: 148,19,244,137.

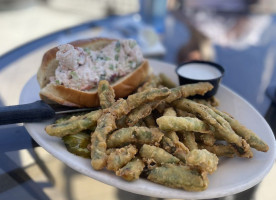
1,0,276,200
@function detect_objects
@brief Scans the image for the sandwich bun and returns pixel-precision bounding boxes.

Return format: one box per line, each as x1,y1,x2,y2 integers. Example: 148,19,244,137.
37,38,150,107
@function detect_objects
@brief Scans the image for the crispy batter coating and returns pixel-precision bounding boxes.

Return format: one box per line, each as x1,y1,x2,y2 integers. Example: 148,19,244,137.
157,116,211,134
162,107,189,161
126,101,161,126
106,88,170,119
147,164,209,191
159,73,177,88
181,131,198,151
107,144,137,172
107,127,164,148
98,80,115,109
91,113,116,170
139,144,180,164
212,108,269,152
45,110,102,137
186,149,218,174
198,144,236,158
173,99,253,158
116,157,145,181
137,74,161,92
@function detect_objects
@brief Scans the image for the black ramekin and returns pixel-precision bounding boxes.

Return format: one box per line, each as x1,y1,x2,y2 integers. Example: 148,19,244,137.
176,60,225,98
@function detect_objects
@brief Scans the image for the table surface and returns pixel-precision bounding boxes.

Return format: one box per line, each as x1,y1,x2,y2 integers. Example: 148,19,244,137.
0,10,275,200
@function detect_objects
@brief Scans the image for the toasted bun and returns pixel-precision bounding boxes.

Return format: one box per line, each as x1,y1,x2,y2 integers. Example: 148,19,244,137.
37,38,150,107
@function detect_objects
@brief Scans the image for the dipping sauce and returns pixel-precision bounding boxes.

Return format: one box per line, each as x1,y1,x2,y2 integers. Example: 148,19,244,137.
177,63,222,80
176,61,225,98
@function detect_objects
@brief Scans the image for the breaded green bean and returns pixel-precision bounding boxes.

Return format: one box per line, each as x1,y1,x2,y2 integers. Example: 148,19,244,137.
165,82,213,103
147,164,208,191
159,73,177,88
176,108,196,118
126,101,161,126
91,113,116,170
137,74,161,92
98,80,115,109
181,131,198,151
161,136,177,154
126,87,170,110
195,133,216,146
107,99,129,119
45,110,103,137
198,144,236,158
139,144,180,164
157,116,211,134
173,99,253,158
106,144,137,172
212,108,269,152
116,157,145,181
106,88,170,119
107,127,164,148
186,149,218,174
163,107,189,161
193,96,220,107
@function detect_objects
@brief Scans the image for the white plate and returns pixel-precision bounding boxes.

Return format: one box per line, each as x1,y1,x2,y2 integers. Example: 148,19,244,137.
20,59,276,199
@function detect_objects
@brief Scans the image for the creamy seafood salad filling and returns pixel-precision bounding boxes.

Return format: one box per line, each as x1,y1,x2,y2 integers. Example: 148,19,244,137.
50,39,144,91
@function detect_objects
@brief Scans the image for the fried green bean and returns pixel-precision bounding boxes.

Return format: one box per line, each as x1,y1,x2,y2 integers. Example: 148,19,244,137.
156,116,211,134
161,136,177,153
193,96,220,107
159,73,177,88
107,127,164,148
212,108,269,152
139,144,180,164
106,88,170,119
91,113,117,170
126,87,170,110
106,144,137,172
126,101,161,126
98,80,115,109
137,74,161,92
181,131,198,151
116,157,145,181
165,82,213,103
195,133,216,146
147,164,208,191
173,99,253,158
45,110,103,137
163,107,189,161
198,144,236,158
186,149,218,174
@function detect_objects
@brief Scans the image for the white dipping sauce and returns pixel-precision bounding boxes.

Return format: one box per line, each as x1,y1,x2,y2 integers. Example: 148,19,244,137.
177,63,222,80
